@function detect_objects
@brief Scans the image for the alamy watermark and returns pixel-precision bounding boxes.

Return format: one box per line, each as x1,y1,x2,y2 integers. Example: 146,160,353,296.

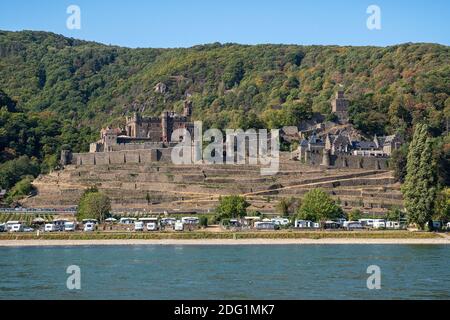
171,122,280,176
367,5,381,30
66,265,81,290
66,5,81,30
366,265,381,289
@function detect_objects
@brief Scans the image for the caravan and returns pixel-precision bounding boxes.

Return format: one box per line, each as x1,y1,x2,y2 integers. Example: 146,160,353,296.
134,221,144,231
372,219,386,229
64,221,77,232
9,223,24,232
174,220,184,231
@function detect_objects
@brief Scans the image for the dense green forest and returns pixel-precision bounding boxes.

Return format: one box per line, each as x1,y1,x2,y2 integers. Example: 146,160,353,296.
0,30,449,202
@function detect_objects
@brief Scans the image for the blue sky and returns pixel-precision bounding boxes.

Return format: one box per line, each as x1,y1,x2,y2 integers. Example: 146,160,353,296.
0,0,449,48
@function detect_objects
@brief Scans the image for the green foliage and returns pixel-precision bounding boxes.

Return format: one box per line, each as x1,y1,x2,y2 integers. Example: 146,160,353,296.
434,188,450,222
297,189,343,222
402,124,437,229
0,156,40,189
347,208,362,221
386,207,405,221
390,145,408,183
5,175,34,203
0,31,449,208
199,216,208,228
276,197,296,216
76,189,111,223
215,195,250,220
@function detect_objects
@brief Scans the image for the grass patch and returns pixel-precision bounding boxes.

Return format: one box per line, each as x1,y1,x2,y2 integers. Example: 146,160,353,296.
0,230,440,240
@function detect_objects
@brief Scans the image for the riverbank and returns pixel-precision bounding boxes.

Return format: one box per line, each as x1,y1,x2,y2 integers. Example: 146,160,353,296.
0,231,448,246
0,238,449,246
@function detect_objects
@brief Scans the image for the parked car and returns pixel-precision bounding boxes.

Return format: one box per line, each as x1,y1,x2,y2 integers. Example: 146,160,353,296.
23,227,34,232
0,223,6,232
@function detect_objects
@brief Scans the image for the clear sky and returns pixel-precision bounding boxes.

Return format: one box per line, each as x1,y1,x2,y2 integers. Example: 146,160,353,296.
0,0,449,48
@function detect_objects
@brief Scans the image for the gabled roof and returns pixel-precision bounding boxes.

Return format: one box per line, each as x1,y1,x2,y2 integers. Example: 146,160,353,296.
352,141,378,150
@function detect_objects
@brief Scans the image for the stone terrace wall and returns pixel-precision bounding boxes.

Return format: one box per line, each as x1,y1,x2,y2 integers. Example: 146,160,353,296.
307,153,389,170
70,148,173,166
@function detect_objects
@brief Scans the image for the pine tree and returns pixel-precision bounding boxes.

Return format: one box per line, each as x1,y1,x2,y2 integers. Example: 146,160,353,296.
402,124,437,229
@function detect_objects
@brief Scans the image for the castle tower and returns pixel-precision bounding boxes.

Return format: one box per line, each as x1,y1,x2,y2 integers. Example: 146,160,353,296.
331,90,349,123
161,111,169,143
183,100,193,118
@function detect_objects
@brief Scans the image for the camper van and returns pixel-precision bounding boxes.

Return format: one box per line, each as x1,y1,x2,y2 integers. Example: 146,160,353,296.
386,221,400,229
295,220,314,229
5,221,21,232
83,222,96,232
174,220,184,231
271,218,290,226
358,219,374,228
343,221,364,230
181,217,199,225
119,217,136,224
9,223,23,232
44,223,57,232
160,218,176,226
254,221,277,230
372,219,386,229
134,221,144,231
64,221,77,232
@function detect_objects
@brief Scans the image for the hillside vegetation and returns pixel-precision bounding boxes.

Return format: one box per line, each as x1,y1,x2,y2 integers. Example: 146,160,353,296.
0,30,449,200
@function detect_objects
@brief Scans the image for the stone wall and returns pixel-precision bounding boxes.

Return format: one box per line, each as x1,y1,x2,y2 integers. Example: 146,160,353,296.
69,148,173,166
306,152,389,170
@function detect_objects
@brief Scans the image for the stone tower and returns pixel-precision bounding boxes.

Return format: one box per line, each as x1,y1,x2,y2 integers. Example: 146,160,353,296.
183,100,193,118
331,90,349,123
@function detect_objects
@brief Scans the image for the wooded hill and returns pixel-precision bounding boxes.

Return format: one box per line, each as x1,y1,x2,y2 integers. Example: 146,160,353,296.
0,30,449,195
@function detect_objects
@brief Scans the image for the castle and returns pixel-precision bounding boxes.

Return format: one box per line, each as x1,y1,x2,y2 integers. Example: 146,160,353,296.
291,90,403,168
89,100,194,153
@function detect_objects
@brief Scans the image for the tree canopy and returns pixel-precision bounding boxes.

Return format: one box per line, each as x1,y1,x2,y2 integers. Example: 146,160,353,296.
297,189,343,222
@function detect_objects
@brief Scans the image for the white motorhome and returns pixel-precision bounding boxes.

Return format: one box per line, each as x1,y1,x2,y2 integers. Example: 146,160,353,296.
44,223,57,232
64,221,77,232
181,217,199,225
174,220,184,231
119,217,136,224
84,222,96,232
386,221,401,229
9,223,23,232
372,219,386,229
160,218,176,226
143,218,159,231
134,221,144,231
343,221,364,230
271,218,290,226
294,220,314,229
358,219,374,227
254,221,277,230
5,221,21,232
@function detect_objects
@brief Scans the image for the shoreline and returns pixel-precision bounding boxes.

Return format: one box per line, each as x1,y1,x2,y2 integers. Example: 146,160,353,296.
0,238,449,246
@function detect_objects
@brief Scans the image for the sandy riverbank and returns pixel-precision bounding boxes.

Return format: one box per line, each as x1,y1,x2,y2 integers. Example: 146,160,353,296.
0,238,449,246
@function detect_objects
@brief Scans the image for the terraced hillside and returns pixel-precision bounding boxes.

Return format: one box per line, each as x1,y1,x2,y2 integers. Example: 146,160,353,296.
22,153,402,216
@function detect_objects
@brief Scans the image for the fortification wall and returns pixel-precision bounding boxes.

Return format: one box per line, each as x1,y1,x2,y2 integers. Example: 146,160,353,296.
70,148,173,166
306,153,389,170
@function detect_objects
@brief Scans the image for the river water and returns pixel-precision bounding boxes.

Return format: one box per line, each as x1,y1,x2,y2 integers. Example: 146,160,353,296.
0,245,448,299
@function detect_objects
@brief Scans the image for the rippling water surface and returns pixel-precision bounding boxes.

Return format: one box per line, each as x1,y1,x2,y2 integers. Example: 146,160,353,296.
0,245,449,299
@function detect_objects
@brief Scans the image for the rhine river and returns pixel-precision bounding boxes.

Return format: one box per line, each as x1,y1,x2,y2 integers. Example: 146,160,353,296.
0,245,448,299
